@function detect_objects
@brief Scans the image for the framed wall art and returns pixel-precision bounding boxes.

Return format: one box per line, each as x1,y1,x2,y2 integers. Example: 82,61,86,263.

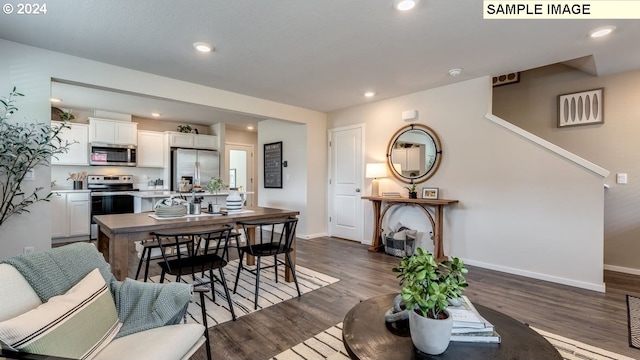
492,72,520,87
557,88,604,128
264,141,283,188
422,187,439,200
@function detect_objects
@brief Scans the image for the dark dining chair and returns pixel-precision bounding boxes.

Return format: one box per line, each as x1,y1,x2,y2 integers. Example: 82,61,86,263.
134,236,194,282
151,225,237,321
233,217,300,310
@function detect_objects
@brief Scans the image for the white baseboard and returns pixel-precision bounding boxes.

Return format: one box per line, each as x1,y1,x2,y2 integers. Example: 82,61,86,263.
463,258,606,293
298,232,327,239
604,264,640,276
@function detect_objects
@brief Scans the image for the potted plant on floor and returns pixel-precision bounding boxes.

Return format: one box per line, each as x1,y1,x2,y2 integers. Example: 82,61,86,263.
392,248,468,355
0,87,71,226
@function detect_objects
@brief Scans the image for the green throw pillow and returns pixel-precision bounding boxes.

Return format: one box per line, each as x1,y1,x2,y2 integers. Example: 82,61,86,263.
0,268,121,360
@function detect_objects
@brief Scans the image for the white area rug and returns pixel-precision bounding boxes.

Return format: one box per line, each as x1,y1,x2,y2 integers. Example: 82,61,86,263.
268,323,636,360
533,327,636,360
149,258,339,327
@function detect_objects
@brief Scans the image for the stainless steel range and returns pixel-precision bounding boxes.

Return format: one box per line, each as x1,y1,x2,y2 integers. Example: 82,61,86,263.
88,175,138,239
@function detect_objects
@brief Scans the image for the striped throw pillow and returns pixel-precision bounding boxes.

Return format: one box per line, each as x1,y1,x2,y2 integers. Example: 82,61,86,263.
0,268,122,360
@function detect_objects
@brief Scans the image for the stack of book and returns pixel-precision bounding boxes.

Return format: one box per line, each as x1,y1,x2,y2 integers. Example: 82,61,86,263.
447,296,501,343
382,192,401,197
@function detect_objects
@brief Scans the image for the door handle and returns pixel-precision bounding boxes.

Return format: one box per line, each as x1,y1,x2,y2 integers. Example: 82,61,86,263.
355,188,361,192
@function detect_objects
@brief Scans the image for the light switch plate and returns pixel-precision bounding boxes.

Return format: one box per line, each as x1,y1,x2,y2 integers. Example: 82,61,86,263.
24,169,35,181
617,173,628,184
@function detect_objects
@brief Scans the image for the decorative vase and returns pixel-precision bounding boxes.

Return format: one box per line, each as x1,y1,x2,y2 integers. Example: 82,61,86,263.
226,188,243,212
408,308,453,355
409,191,417,199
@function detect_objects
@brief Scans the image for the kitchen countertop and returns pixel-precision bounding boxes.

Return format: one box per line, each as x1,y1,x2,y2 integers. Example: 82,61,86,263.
51,188,91,193
132,191,253,198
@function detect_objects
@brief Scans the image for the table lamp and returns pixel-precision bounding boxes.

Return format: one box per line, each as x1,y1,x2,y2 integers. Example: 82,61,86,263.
365,163,389,196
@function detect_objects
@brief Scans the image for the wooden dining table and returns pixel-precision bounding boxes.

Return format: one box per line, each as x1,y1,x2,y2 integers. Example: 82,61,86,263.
93,206,300,281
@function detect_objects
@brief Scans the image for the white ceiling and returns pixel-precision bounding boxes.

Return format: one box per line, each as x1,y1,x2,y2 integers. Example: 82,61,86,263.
49,81,263,128
1,1,639,126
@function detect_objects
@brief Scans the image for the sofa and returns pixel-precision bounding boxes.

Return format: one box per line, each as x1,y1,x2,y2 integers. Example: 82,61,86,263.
0,243,208,360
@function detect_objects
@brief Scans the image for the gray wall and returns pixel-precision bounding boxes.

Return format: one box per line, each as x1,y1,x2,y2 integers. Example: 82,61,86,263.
328,76,607,291
493,64,640,274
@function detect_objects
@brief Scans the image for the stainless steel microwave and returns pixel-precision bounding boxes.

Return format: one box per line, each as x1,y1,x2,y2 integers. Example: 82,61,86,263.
89,143,137,166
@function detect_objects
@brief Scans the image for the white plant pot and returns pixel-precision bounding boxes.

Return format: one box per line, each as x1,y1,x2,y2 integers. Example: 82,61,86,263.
408,308,453,355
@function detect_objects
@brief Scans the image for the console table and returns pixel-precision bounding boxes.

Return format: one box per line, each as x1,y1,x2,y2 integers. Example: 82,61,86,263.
342,294,562,360
361,196,458,260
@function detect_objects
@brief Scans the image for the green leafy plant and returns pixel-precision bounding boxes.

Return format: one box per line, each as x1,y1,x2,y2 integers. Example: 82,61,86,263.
206,176,226,204
392,248,468,319
177,124,192,133
60,110,75,122
0,87,71,226
405,183,417,193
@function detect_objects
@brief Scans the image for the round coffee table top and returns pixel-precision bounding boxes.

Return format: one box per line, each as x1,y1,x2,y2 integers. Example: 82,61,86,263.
342,294,562,360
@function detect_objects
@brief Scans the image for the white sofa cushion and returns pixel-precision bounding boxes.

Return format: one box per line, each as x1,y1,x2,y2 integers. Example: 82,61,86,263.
0,264,42,322
0,268,122,360
93,323,206,360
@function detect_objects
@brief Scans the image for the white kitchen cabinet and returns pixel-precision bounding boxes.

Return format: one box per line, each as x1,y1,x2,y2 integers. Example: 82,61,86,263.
89,117,138,145
166,131,218,150
50,192,67,238
168,132,194,148
51,121,89,166
391,148,407,172
391,146,425,173
193,134,218,149
406,146,425,173
137,130,165,167
51,191,90,239
133,197,156,213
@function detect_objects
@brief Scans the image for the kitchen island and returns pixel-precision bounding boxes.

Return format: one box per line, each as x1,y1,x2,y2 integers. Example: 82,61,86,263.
132,190,253,213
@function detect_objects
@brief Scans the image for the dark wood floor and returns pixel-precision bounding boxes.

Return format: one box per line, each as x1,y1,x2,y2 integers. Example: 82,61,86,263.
120,237,640,359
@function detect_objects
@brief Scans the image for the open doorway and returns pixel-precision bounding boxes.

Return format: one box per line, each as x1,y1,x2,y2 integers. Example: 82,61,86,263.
226,143,255,207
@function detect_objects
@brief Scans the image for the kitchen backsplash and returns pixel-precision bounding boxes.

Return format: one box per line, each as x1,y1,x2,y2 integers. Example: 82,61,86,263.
51,166,165,190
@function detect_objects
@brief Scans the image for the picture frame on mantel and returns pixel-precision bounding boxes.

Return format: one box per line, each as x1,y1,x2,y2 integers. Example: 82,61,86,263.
422,187,439,200
557,88,604,128
264,141,283,188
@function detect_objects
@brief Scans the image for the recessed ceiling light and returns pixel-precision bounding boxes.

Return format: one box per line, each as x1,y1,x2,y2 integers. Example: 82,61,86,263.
151,112,161,117
247,125,254,130
193,42,214,53
394,0,420,11
448,68,463,77
50,98,62,103
589,25,616,38
364,91,376,97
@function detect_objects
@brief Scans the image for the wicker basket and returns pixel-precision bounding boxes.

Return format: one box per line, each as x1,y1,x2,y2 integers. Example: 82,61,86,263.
385,236,415,257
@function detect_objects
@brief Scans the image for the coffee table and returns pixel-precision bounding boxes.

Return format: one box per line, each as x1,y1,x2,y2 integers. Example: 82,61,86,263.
342,294,562,360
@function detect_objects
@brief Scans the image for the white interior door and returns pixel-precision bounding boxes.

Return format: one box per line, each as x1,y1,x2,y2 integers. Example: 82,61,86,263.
329,125,363,241
225,143,255,207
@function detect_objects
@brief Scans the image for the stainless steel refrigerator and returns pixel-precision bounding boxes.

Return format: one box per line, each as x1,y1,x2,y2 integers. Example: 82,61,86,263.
171,148,220,191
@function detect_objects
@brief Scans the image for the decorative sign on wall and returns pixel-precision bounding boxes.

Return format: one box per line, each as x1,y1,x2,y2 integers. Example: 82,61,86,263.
492,72,520,87
557,88,604,128
264,141,283,188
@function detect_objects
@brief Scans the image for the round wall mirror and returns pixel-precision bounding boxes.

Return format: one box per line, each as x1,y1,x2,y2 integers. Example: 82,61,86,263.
386,123,442,184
